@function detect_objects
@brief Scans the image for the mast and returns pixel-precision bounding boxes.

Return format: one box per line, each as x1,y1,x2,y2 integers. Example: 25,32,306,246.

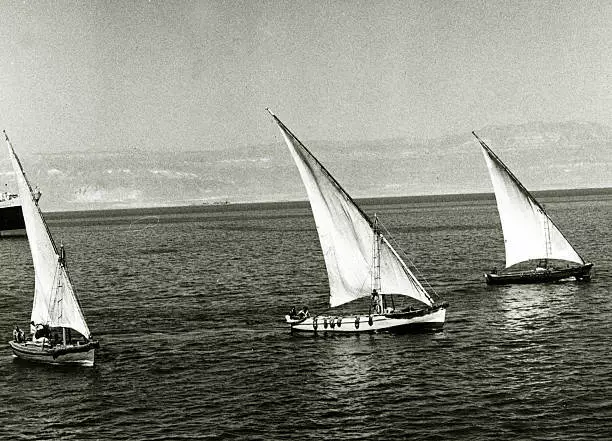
371,215,383,313
58,242,66,344
544,217,551,266
371,215,381,292
472,131,586,266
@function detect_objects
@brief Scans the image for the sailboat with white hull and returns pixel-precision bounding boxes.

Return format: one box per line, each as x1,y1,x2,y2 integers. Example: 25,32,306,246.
268,109,448,334
5,131,99,366
473,131,593,285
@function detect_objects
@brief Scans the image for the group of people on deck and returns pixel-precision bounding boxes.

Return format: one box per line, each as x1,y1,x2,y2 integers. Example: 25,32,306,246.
289,306,310,319
13,322,48,344
12,322,74,347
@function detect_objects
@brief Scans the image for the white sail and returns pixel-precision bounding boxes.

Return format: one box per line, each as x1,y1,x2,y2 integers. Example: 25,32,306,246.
379,236,432,304
477,135,584,268
5,133,91,338
269,110,432,307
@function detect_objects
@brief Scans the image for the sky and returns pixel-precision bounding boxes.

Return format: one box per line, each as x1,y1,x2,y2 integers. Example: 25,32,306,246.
0,0,612,208
0,0,609,210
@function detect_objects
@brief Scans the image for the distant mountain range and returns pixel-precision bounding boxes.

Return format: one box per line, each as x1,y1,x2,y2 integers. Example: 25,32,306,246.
1,121,610,211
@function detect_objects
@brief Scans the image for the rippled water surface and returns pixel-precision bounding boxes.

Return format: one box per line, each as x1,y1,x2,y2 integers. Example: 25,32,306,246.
0,193,610,440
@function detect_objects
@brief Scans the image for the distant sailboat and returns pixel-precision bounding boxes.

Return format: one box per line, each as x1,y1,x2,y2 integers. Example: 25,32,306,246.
5,131,99,365
473,131,593,285
268,109,447,333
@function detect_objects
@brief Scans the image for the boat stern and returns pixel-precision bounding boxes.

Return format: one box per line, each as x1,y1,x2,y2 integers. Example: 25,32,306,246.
484,272,496,284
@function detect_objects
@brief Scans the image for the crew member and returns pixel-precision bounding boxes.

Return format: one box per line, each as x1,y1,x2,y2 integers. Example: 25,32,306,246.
298,306,310,318
13,325,21,342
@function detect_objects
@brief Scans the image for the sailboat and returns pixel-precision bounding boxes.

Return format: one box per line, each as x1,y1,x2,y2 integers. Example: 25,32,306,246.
5,131,99,365
268,109,448,333
473,131,593,285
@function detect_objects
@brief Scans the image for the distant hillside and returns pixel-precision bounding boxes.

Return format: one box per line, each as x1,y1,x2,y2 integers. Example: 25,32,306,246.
0,121,610,211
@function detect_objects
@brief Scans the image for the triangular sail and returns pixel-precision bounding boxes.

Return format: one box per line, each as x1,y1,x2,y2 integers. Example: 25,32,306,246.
376,234,431,305
268,110,432,307
5,132,91,338
473,132,584,268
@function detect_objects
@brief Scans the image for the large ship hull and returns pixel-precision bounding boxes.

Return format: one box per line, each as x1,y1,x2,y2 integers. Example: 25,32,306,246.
286,304,447,334
485,263,593,285
0,204,25,237
9,340,98,366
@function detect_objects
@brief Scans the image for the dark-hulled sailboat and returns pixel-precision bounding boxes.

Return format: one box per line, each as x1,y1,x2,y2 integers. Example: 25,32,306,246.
473,131,593,285
268,109,447,333
5,131,99,365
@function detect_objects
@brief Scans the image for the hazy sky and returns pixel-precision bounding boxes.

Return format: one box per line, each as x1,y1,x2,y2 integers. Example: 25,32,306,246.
0,0,610,155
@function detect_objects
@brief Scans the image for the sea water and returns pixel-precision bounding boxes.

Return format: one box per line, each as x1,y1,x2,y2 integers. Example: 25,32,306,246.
0,191,610,440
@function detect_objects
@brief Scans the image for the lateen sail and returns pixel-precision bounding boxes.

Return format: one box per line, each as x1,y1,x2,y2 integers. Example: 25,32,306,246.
269,110,432,308
5,132,91,338
476,133,584,268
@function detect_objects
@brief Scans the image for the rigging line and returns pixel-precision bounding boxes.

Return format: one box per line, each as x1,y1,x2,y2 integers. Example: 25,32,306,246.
375,217,440,299
59,253,87,319
47,262,62,321
544,217,552,260
357,266,373,300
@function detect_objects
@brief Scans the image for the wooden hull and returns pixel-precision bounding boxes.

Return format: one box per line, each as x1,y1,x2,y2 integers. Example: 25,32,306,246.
286,304,447,334
9,340,98,366
485,263,593,285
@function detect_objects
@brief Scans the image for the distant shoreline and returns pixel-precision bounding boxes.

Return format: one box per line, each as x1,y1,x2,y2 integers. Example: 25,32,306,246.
45,186,612,218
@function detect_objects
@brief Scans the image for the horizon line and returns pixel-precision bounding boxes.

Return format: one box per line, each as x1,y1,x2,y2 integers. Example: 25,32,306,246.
43,186,612,215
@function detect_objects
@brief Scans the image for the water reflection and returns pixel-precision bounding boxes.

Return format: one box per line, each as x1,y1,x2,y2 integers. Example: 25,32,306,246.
494,282,586,334
311,335,381,392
